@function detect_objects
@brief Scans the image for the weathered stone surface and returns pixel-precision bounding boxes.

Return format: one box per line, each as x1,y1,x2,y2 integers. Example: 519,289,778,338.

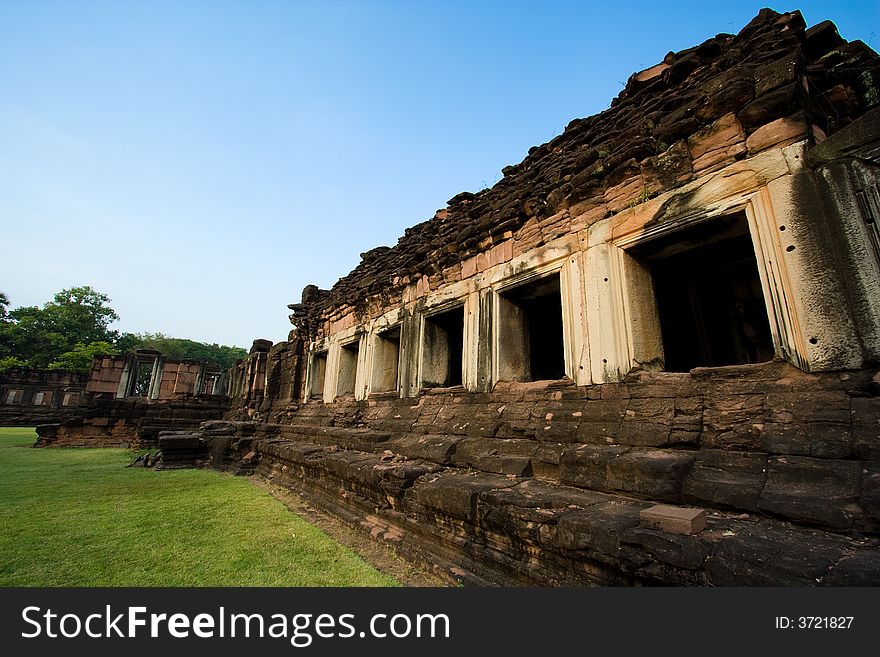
387,433,463,465
765,391,851,424
688,112,747,173
477,480,608,546
410,472,518,521
606,449,696,502
755,53,800,96
852,398,880,460
451,437,538,475
759,456,861,530
623,527,710,570
559,444,696,502
556,500,649,556
746,112,808,154
559,444,628,490
701,393,765,450
737,82,802,130
824,550,880,586
859,463,880,534
760,421,851,458
683,449,768,511
706,523,851,586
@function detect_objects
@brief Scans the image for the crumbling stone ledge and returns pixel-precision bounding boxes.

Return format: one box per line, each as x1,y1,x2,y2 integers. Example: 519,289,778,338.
201,384,880,586
202,428,879,586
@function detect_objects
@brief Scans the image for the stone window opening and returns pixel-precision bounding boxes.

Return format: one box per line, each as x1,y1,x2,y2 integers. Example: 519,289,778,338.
309,351,328,399
421,305,465,388
3,389,24,405
496,272,566,382
131,356,156,397
336,339,360,397
371,326,401,394
629,213,775,372
32,391,52,406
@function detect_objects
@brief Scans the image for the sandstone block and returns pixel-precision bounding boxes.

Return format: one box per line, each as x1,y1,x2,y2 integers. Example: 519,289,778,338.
622,527,710,570
758,456,861,530
683,449,767,511
411,472,517,521
687,112,747,174
706,522,850,586
639,504,707,535
556,500,648,556
746,112,807,154
852,397,880,460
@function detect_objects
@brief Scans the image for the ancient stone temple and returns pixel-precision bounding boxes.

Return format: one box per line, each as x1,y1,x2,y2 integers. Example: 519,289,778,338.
204,9,880,585
35,350,230,448
0,367,87,426
68,9,880,584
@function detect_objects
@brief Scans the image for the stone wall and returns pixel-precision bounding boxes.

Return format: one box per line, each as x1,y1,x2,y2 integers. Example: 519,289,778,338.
32,350,231,447
201,359,879,585
36,396,231,448
0,367,87,426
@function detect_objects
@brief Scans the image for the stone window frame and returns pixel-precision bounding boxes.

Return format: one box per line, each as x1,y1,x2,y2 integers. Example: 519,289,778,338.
416,298,470,392
32,390,53,406
607,192,804,375
334,335,363,400
488,253,583,386
306,342,330,402
3,388,25,405
367,322,403,398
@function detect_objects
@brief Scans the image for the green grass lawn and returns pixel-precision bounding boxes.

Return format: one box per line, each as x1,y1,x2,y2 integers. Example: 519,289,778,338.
0,427,398,587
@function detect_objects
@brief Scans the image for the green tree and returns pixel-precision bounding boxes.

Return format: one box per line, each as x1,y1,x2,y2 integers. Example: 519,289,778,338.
0,356,27,373
41,286,120,346
0,286,120,369
120,332,247,370
49,341,120,373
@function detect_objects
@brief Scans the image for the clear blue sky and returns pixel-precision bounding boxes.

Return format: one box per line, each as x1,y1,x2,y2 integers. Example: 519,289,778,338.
1,1,877,348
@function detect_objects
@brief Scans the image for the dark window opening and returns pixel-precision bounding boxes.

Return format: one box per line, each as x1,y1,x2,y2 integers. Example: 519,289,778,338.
631,214,775,372
497,273,565,381
422,306,464,387
372,327,401,393
336,341,359,397
310,352,328,398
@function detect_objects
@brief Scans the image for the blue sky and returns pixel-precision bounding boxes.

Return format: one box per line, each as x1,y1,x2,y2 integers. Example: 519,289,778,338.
1,0,877,348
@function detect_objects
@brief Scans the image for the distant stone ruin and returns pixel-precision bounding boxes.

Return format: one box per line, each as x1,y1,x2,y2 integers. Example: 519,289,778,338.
0,367,87,426
31,350,230,448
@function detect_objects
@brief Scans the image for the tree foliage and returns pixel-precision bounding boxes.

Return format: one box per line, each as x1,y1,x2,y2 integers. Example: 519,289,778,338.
1,288,247,373
119,333,247,370
49,341,120,372
0,356,27,373
0,286,120,369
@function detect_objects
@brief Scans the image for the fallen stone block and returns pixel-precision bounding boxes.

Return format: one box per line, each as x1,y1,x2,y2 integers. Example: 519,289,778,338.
639,504,707,535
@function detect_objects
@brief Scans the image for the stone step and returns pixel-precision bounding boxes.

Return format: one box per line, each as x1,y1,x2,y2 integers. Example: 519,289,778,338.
255,439,880,585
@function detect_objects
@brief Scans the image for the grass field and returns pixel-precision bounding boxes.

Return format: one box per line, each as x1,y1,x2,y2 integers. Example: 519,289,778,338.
0,427,398,587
